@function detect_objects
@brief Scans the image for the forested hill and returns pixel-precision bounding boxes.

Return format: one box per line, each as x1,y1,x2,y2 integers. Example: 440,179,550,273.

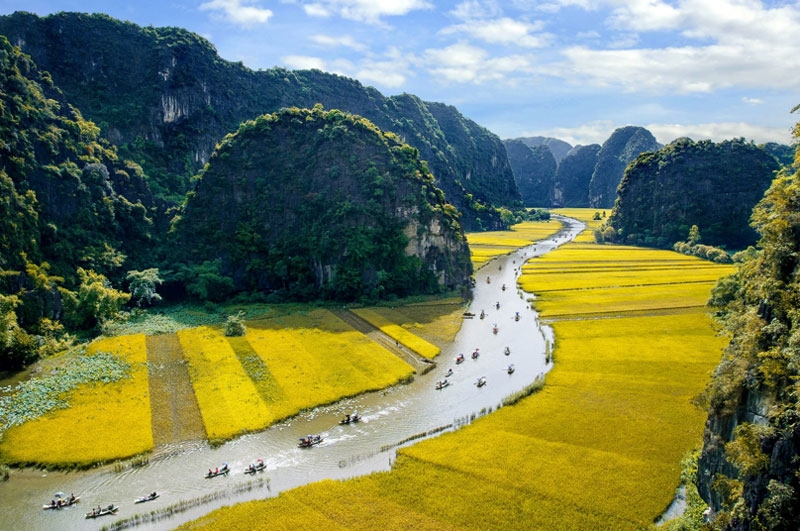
170,106,472,300
0,11,520,230
605,138,780,249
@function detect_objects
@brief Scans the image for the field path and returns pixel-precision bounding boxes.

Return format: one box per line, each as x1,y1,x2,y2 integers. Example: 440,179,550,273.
146,333,207,446
331,309,434,373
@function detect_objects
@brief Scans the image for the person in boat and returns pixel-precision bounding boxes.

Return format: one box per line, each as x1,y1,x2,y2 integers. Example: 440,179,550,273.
215,467,219,474
496,301,500,309
345,414,350,422
70,493,76,502
208,468,212,475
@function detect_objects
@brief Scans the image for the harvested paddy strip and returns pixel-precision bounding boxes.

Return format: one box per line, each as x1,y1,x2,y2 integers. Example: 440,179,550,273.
147,333,207,445
1,335,154,466
178,327,273,442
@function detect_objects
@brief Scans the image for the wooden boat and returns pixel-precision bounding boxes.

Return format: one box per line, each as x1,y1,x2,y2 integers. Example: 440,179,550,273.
507,364,515,374
43,495,79,510
502,284,506,291
205,464,230,478
455,353,465,364
479,310,485,319
504,346,510,355
435,379,450,390
85,504,118,519
462,312,475,319
492,324,498,335
134,492,159,504
445,368,453,377
339,412,360,425
515,312,520,322
244,460,266,474
476,376,487,387
471,349,480,359
298,435,323,448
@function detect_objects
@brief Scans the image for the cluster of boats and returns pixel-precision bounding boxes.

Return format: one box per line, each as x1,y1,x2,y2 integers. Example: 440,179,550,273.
438,341,517,390
43,490,158,519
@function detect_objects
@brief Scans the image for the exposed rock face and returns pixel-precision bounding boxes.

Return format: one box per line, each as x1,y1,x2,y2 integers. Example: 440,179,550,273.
170,107,473,300
514,136,573,164
553,144,601,207
607,138,779,249
503,140,556,206
0,11,520,230
588,126,661,208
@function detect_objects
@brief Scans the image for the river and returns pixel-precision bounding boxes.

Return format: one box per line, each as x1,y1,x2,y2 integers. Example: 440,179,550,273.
0,216,584,531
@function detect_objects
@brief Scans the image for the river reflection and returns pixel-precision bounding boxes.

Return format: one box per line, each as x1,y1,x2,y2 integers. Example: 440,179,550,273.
0,217,584,531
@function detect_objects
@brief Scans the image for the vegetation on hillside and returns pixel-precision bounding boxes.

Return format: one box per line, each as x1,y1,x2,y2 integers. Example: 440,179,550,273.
695,111,800,530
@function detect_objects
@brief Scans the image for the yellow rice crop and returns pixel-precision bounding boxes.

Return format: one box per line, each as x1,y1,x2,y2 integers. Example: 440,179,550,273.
179,226,732,530
356,299,464,345
178,326,273,441
243,309,414,420
0,335,153,466
467,219,563,269
351,308,441,359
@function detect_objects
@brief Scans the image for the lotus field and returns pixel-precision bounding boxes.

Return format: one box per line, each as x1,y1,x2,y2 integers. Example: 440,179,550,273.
179,209,733,530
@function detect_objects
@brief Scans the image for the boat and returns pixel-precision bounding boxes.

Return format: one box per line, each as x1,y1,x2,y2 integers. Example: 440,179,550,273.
339,412,360,425
504,346,510,355
435,379,450,390
244,459,266,474
471,349,480,359
479,310,485,319
476,376,487,387
43,494,79,510
502,284,506,291
515,312,520,322
298,434,323,448
507,364,516,374
445,368,453,377
85,504,118,519
462,312,475,319
492,324,498,335
455,353,465,364
205,464,230,478
134,492,159,504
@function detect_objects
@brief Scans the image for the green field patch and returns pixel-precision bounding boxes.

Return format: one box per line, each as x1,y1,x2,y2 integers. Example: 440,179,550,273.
226,335,286,405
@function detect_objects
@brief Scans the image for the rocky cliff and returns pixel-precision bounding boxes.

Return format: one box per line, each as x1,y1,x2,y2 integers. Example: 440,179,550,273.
170,106,473,300
553,144,600,207
588,126,661,208
503,139,556,206
0,11,519,230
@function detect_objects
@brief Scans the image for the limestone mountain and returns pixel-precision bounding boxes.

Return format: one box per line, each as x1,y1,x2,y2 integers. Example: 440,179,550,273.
553,144,601,207
513,136,573,164
170,106,473,301
503,139,557,206
0,11,520,230
588,126,662,208
606,138,780,249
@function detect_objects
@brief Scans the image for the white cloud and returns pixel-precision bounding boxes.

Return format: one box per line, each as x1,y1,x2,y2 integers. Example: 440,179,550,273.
310,34,367,52
302,0,434,24
281,54,328,70
742,97,764,105
199,0,273,27
423,41,534,84
441,17,552,48
530,120,792,146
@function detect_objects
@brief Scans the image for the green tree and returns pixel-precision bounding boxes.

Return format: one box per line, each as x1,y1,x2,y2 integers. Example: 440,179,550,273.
224,311,246,337
184,260,235,303
687,225,701,245
61,268,131,330
126,268,163,307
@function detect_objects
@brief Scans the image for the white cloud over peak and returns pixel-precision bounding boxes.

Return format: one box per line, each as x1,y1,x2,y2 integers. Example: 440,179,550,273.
442,17,552,48
282,54,328,71
310,34,367,52
302,0,434,24
423,41,533,84
199,0,272,27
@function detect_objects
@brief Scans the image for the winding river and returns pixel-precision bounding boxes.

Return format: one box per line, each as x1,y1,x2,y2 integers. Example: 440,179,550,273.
1,216,584,531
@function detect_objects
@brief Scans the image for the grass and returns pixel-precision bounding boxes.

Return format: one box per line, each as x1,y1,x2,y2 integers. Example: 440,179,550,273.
176,216,733,530
0,335,153,467
466,219,563,269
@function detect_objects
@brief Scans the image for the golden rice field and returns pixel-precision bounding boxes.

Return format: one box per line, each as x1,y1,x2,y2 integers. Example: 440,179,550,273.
0,308,422,463
179,214,733,530
351,308,441,359
0,335,154,467
467,219,563,268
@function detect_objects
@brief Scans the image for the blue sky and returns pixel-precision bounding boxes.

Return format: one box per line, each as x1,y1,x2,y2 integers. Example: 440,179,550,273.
3,0,799,146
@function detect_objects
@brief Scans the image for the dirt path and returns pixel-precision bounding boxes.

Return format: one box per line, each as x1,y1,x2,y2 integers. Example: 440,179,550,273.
146,334,207,446
331,309,435,374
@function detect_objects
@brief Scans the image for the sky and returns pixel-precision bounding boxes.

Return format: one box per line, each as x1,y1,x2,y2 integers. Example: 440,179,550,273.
3,0,799,147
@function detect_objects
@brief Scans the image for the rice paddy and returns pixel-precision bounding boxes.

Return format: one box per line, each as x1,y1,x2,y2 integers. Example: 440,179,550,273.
467,219,563,268
177,210,733,530
0,307,422,464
